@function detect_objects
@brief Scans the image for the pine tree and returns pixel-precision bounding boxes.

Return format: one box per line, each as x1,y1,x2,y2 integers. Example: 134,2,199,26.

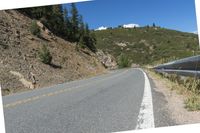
30,20,41,37
49,5,65,36
18,4,97,52
78,23,96,52
70,3,80,42
63,7,68,21
79,15,85,38
63,7,71,40
38,45,52,65
153,23,156,27
84,23,90,36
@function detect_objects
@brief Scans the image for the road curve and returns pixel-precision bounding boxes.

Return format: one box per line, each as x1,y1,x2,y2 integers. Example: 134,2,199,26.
2,68,175,133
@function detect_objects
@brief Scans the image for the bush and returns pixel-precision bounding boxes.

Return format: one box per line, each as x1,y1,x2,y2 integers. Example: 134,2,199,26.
185,95,200,111
183,77,200,94
38,45,52,64
118,53,130,68
78,33,97,53
153,70,200,111
78,36,86,49
30,20,41,37
167,74,182,84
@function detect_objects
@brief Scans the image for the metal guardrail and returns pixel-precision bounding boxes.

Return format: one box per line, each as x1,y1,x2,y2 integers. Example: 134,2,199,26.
154,55,200,77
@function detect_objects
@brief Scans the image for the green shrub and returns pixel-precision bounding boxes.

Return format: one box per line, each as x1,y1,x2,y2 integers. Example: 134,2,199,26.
118,53,130,68
185,95,200,111
30,20,41,37
38,45,52,64
183,77,200,94
78,36,86,49
78,33,97,53
167,74,182,84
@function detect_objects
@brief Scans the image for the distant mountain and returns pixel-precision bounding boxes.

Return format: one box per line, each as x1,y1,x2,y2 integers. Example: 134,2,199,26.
94,26,199,65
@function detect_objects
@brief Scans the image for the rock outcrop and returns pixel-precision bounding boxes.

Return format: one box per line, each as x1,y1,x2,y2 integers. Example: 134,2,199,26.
96,50,117,70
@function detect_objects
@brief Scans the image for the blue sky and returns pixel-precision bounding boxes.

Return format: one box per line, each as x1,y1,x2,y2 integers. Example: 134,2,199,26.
64,0,198,33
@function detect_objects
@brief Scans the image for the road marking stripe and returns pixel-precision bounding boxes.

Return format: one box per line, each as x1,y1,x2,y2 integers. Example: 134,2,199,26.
136,69,155,129
4,104,11,108
4,69,129,109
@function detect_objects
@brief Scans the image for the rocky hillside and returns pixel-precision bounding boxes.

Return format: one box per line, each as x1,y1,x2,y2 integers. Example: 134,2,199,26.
0,10,106,95
94,27,199,65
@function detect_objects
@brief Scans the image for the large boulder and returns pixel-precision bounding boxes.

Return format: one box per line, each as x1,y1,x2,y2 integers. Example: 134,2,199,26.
96,50,117,70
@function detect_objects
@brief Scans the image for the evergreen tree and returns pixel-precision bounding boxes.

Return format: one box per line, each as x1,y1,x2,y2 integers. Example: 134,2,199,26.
38,45,52,65
63,7,68,21
79,15,85,38
30,20,41,37
78,23,97,52
18,4,97,52
63,7,71,40
70,3,80,42
47,5,65,36
153,23,156,27
84,23,90,36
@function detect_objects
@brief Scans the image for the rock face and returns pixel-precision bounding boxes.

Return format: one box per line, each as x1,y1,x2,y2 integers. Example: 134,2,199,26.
131,63,140,68
0,10,106,96
116,42,127,47
10,71,35,89
96,50,118,70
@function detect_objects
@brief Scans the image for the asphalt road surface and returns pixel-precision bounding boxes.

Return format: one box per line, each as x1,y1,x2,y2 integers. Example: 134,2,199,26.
2,68,176,133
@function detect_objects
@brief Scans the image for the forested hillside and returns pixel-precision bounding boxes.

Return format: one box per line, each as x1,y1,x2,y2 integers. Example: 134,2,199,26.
18,4,96,52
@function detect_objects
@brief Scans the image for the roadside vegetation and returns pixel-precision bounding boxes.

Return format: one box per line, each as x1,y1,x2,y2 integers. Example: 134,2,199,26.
38,45,52,65
151,70,200,111
117,53,130,68
30,20,41,37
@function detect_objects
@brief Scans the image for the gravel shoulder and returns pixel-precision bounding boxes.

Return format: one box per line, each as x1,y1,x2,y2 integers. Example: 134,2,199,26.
146,70,200,125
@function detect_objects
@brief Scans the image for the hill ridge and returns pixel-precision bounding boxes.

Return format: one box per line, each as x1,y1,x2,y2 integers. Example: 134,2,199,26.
94,26,199,65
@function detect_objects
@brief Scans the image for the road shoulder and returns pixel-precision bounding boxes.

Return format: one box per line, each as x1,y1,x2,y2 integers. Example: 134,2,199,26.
146,70,200,125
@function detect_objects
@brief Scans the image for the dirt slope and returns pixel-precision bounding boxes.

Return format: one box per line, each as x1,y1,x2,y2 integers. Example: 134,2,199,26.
0,10,106,95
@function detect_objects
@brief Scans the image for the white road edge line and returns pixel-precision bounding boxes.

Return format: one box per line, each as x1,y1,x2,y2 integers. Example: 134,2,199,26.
0,85,6,133
135,69,155,129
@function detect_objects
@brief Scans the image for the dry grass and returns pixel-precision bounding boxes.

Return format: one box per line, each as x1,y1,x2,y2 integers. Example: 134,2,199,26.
147,69,200,111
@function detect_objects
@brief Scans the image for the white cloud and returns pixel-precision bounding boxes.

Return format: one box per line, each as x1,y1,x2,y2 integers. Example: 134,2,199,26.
193,31,198,34
95,26,108,31
123,23,140,28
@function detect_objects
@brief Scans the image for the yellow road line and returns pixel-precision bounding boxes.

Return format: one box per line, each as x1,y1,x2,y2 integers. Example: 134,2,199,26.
4,69,129,109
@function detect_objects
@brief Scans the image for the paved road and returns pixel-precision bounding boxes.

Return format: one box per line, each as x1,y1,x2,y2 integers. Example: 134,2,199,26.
2,68,175,133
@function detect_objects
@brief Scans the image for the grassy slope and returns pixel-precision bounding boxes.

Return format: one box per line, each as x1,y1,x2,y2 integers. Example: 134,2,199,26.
94,27,199,65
